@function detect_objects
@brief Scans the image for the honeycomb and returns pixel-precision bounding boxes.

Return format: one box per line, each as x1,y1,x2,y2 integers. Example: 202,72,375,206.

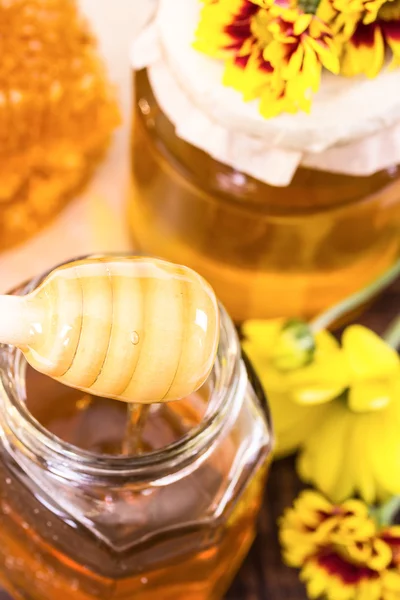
0,0,120,251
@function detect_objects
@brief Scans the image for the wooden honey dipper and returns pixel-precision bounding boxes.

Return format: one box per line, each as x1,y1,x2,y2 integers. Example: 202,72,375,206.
0,257,220,404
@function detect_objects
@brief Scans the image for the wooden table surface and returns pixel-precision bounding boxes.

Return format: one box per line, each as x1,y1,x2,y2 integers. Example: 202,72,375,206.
0,277,397,600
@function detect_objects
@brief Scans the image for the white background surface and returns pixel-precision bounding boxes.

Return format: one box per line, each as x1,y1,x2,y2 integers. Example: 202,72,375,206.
0,1,155,293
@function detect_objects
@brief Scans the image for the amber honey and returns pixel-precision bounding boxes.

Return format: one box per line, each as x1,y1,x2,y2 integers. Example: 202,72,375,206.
0,368,268,600
0,275,272,600
129,70,400,322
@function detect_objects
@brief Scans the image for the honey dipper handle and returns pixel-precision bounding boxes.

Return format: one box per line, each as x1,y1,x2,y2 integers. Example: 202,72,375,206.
0,295,42,346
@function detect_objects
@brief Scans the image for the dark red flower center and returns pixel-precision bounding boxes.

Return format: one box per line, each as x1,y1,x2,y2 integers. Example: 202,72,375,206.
224,0,259,41
317,550,380,585
351,21,378,48
381,20,400,41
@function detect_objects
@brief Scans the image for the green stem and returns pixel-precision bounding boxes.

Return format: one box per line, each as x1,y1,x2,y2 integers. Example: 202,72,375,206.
371,496,400,528
298,0,321,14
310,259,400,333
383,314,400,349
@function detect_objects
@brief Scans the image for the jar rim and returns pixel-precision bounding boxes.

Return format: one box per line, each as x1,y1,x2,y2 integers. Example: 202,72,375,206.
0,257,246,483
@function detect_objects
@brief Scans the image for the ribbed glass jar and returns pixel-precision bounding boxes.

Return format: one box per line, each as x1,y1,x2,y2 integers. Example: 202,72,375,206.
0,265,272,600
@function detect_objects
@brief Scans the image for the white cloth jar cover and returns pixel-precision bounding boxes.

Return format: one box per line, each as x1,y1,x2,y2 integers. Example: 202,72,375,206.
132,0,400,187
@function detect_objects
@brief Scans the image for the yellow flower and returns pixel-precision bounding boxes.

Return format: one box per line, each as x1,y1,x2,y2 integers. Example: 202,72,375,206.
298,326,400,503
280,491,377,566
195,0,339,118
280,491,400,600
297,382,400,504
243,320,400,502
318,0,400,76
242,318,349,456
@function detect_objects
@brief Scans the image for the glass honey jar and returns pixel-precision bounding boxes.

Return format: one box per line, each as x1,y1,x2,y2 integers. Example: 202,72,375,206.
0,264,272,600
129,68,400,323
128,0,400,323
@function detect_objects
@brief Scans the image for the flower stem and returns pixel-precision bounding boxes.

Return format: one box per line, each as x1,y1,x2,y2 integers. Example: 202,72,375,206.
310,259,400,333
298,0,321,13
372,496,400,528
383,314,400,349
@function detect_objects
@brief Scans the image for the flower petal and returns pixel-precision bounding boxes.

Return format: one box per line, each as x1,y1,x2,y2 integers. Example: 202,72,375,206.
368,538,392,571
381,569,400,595
297,401,352,500
367,387,400,498
342,325,399,381
307,37,340,73
340,22,385,77
259,389,331,456
289,349,349,405
294,13,313,35
348,381,392,412
351,417,380,504
242,318,284,351
281,44,304,79
382,20,400,67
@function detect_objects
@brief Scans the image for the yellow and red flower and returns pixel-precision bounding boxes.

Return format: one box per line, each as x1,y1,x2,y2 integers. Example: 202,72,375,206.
318,0,400,76
195,0,400,116
195,0,339,117
280,491,400,600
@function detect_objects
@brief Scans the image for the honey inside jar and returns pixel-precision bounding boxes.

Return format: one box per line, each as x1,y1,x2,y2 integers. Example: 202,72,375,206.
25,366,209,455
129,70,400,322
0,285,272,600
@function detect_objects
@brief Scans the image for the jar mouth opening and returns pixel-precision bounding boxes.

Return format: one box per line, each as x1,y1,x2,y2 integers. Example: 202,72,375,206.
0,259,243,477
